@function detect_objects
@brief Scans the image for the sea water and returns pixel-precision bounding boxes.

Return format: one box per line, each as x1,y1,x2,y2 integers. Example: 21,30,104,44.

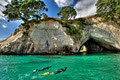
0,54,120,80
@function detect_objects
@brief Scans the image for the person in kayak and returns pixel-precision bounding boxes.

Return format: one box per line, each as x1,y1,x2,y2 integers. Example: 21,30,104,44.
54,67,67,74
33,66,52,73
42,67,67,76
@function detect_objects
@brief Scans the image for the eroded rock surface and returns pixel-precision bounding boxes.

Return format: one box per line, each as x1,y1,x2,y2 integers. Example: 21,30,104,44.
0,16,120,54
0,20,75,54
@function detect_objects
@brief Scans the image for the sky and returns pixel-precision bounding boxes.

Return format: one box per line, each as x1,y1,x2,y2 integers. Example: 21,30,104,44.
0,0,98,40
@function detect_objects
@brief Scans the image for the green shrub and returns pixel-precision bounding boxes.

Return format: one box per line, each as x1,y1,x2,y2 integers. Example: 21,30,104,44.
62,21,84,40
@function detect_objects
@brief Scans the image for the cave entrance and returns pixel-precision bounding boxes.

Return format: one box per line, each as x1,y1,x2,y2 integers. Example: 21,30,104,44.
80,38,110,54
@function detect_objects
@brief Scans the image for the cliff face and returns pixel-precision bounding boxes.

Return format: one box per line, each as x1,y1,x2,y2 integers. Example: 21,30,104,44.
0,20,77,54
0,16,120,54
86,17,120,50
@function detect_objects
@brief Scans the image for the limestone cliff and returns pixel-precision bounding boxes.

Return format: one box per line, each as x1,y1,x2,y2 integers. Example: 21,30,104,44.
0,16,120,54
85,17,120,51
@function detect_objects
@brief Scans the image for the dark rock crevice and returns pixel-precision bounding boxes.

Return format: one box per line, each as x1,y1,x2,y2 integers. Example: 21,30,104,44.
82,38,112,53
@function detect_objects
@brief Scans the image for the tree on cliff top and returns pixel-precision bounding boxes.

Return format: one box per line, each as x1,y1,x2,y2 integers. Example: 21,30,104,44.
3,0,48,23
96,0,120,20
57,6,77,20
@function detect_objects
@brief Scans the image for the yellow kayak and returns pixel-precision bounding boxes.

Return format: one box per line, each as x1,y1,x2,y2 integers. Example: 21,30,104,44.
42,72,52,76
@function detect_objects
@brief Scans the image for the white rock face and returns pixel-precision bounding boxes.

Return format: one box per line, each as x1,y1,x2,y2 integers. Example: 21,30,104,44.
0,31,23,49
0,20,75,54
29,20,74,53
82,17,120,50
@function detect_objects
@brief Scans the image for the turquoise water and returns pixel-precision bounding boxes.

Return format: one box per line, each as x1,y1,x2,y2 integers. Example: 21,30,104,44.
1,54,120,80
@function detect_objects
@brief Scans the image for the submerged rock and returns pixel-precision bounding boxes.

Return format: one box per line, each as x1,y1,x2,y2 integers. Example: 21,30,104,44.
0,16,120,54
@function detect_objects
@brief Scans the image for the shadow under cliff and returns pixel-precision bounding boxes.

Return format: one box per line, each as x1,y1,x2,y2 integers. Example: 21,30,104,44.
82,38,119,54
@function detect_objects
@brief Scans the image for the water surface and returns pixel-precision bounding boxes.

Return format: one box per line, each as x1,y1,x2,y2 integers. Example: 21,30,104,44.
1,54,120,80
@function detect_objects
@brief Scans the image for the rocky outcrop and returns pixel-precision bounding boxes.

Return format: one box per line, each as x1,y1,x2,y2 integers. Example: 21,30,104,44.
87,17,120,50
0,16,120,54
0,20,77,54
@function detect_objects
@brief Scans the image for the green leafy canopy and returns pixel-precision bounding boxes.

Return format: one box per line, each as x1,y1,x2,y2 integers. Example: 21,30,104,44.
57,6,77,20
96,0,120,20
3,0,48,23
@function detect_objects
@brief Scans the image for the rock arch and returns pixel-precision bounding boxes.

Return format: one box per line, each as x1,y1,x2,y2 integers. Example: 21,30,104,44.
79,38,118,54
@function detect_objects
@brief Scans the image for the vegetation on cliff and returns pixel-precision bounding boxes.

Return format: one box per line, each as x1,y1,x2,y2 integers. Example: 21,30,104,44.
3,0,48,35
2,0,120,39
3,0,48,23
61,19,85,40
57,6,77,20
96,0,120,23
3,0,120,25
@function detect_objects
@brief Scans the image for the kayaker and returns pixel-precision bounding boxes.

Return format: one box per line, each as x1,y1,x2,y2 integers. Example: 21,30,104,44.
54,67,67,74
42,67,67,76
33,66,52,73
